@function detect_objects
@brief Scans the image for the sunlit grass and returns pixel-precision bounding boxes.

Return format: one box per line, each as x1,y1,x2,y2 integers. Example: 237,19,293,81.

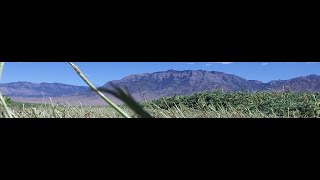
0,62,13,118
68,62,132,118
2,91,320,118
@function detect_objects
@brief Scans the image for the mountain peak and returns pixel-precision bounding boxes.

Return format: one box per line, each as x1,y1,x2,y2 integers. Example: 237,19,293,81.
306,74,320,78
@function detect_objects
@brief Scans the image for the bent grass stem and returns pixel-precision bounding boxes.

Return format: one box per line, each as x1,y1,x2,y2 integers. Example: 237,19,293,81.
0,62,13,118
68,62,131,118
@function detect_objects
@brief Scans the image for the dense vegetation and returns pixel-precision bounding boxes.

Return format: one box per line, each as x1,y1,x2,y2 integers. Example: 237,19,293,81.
2,91,320,118
148,91,320,118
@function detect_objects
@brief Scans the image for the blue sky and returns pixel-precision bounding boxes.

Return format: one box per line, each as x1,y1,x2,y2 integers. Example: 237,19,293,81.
0,62,319,86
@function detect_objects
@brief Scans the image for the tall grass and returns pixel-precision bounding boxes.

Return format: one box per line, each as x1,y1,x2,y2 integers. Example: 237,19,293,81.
4,91,320,118
148,91,320,118
68,62,131,118
0,62,13,118
0,62,4,80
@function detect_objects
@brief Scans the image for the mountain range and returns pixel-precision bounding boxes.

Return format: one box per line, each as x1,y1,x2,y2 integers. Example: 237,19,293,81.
1,70,320,105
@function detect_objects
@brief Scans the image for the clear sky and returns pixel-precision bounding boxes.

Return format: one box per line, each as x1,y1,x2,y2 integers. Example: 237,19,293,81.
0,62,319,86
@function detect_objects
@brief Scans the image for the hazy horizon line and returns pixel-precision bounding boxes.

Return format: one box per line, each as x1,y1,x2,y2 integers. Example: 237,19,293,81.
1,69,319,87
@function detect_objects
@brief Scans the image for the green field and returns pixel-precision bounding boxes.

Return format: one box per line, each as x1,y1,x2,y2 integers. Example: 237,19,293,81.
2,91,320,118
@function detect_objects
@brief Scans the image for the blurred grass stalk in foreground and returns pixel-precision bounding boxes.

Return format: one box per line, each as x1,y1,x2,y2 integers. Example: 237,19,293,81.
68,62,132,118
0,62,13,118
0,62,4,80
98,84,153,118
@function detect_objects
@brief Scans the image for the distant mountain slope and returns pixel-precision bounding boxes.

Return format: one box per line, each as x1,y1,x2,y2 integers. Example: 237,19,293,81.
0,81,90,97
103,70,253,99
264,74,320,92
103,70,320,100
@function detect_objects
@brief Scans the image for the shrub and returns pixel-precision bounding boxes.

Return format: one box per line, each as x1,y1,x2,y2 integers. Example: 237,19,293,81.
3,95,12,105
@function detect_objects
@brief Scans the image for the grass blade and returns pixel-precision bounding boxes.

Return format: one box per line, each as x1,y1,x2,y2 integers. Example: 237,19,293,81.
0,62,4,80
0,62,13,118
98,84,153,118
68,62,131,118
